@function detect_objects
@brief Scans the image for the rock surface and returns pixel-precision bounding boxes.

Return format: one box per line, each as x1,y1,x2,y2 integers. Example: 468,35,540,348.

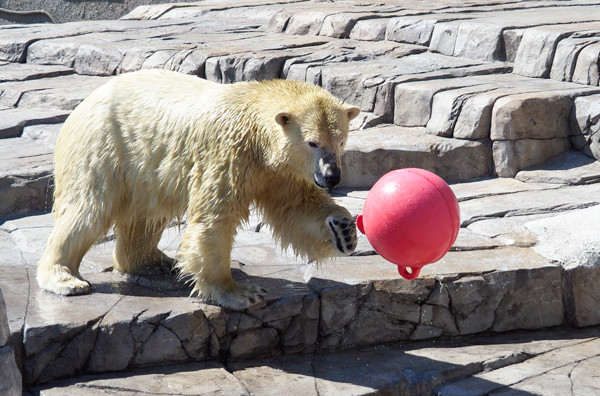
29,326,600,396
572,94,600,160
0,289,21,396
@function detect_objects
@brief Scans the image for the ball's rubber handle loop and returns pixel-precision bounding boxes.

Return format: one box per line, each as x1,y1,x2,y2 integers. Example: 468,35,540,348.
397,266,421,280
356,214,365,234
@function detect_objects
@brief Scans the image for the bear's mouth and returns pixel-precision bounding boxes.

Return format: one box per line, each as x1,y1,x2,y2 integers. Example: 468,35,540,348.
313,174,327,189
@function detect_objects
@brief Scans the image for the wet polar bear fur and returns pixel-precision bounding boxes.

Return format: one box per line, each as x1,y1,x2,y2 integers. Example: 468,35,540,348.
37,69,360,310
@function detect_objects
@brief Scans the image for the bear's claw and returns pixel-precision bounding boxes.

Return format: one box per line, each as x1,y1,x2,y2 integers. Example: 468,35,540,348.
326,215,357,255
196,282,267,311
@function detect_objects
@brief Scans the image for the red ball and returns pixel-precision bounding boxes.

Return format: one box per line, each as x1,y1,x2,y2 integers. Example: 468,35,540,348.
356,168,460,280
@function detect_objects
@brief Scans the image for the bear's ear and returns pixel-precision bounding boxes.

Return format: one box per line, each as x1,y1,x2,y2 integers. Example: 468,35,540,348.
275,112,292,127
346,106,360,121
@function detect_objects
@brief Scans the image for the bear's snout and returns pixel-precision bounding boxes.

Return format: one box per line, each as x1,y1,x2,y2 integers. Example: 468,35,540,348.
314,154,341,189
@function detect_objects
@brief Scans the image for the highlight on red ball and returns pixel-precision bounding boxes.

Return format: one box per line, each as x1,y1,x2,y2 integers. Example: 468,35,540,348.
356,168,460,280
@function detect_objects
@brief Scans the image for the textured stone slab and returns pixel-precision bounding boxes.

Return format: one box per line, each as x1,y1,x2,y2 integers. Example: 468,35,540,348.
572,42,600,86
490,355,600,396
516,150,600,185
459,182,600,226
21,123,63,149
510,21,600,77
0,267,29,342
386,16,441,46
564,264,600,327
488,83,599,176
309,246,562,341
491,91,577,141
426,83,498,137
25,24,330,79
428,8,600,64
514,28,574,78
0,108,68,139
5,262,319,384
0,229,24,269
0,345,21,396
0,289,9,347
0,138,54,219
319,51,484,114
550,34,600,83
571,93,600,160
525,204,600,268
393,73,594,140
0,19,167,62
28,326,600,396
429,21,503,62
341,125,492,188
349,18,390,41
282,39,420,84
157,2,285,25
321,246,553,283
34,361,248,395
493,138,572,178
452,228,505,251
450,176,560,202
0,63,72,82
0,213,55,266
466,212,550,248
437,337,600,395
453,77,593,140
394,77,490,127
120,3,183,21
0,74,109,111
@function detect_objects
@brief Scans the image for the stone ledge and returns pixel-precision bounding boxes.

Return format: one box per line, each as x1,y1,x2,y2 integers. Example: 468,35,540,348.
0,252,576,386
27,326,600,396
341,124,492,188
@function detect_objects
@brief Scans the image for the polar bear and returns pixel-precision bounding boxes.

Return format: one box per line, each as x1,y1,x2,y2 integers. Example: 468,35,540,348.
37,69,360,310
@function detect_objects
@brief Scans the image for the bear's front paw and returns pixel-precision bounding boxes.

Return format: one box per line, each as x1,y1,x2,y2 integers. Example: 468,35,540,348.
326,215,357,255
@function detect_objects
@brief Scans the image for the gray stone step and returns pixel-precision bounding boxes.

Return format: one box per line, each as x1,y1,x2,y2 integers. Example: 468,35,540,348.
0,135,55,219
391,74,600,176
0,0,191,24
341,124,492,188
263,1,600,84
26,326,600,396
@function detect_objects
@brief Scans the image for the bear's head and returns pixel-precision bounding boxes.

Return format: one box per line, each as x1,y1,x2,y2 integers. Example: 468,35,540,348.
274,84,360,190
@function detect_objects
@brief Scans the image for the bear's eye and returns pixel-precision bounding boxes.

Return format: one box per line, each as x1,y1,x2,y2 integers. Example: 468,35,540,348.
308,141,318,149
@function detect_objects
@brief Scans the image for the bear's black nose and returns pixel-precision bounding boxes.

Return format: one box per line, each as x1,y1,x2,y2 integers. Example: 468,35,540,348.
324,169,341,189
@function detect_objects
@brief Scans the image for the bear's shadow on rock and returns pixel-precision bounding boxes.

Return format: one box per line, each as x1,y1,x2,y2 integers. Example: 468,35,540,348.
89,267,312,304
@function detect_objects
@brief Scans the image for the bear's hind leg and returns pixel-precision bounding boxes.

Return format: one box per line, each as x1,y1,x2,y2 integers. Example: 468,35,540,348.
112,217,173,274
37,208,107,296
